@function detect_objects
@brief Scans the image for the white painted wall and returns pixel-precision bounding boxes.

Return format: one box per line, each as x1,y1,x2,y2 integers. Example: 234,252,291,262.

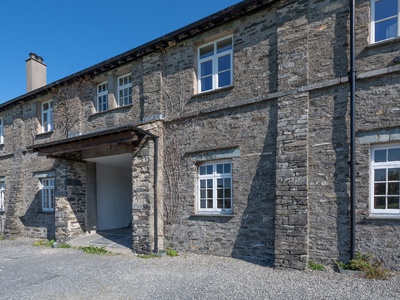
96,163,132,230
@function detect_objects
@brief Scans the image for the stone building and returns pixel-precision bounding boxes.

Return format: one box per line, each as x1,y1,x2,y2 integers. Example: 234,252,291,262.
1,0,400,270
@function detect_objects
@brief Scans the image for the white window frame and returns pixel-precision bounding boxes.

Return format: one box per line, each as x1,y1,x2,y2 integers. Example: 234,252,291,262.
0,177,5,212
117,74,132,107
97,81,108,112
0,118,3,144
370,144,400,215
371,0,400,43
197,36,233,93
197,161,233,214
41,178,55,212
41,100,53,133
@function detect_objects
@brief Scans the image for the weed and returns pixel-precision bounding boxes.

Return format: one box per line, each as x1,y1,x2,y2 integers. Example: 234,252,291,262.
335,251,392,280
33,239,55,247
0,234,3,241
57,243,72,249
308,261,325,271
78,245,111,255
166,248,179,257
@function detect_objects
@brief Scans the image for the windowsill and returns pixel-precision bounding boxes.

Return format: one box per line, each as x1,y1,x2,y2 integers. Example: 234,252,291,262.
190,213,234,218
89,104,133,118
36,131,54,138
367,36,400,49
366,214,400,220
38,211,55,214
193,85,234,97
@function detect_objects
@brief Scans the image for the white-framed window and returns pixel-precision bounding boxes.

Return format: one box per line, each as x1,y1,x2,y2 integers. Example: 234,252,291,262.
41,178,55,212
41,100,53,133
370,145,400,215
371,0,399,43
0,177,5,212
117,74,132,106
97,81,108,112
197,36,233,93
0,118,3,144
198,161,232,214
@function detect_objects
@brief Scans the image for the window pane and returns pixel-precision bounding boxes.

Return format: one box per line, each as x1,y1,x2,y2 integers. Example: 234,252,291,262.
217,179,223,188
375,18,397,42
225,188,231,198
206,166,213,175
217,189,223,199
207,179,213,188
375,0,397,21
217,38,232,53
374,196,386,209
388,182,399,195
217,164,223,174
200,180,206,189
218,70,231,88
200,190,206,199
200,199,206,209
200,44,214,59
224,178,231,188
200,166,206,175
388,196,400,209
217,199,223,208
201,61,212,77
375,150,386,162
218,55,231,72
201,77,213,92
388,148,400,161
225,200,231,209
374,183,386,195
207,199,213,209
375,169,386,181
207,189,213,199
388,168,400,181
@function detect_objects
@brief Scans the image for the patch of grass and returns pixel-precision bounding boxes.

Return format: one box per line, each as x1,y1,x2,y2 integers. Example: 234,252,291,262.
335,251,392,280
57,243,72,248
308,261,325,271
137,253,161,259
33,239,55,247
166,248,178,257
78,245,111,255
0,234,4,241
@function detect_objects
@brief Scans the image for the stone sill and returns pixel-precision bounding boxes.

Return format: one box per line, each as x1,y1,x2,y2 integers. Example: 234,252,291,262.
367,36,400,49
190,213,234,218
89,104,133,118
37,211,55,214
36,131,54,138
366,214,400,220
192,85,234,98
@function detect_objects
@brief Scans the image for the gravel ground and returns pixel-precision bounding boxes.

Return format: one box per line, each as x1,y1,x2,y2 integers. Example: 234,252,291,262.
0,238,399,300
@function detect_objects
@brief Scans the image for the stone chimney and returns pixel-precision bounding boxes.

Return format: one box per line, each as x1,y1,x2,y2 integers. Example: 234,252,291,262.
26,52,46,92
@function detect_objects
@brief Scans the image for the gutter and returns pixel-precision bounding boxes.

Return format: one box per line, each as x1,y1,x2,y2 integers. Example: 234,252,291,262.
349,0,356,260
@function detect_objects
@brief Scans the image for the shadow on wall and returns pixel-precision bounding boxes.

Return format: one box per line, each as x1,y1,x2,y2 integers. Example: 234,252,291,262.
231,101,278,267
20,191,56,240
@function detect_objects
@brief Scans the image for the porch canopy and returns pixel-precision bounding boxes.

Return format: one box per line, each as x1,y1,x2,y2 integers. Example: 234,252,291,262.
29,125,153,157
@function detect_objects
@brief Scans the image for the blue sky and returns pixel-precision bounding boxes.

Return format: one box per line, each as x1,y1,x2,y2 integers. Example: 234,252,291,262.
0,0,242,104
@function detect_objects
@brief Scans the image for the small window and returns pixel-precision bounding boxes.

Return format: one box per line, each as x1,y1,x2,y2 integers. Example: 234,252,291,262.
370,145,400,215
97,82,108,112
0,118,3,144
371,0,399,43
0,177,5,212
41,178,55,212
198,161,232,214
197,36,233,93
117,74,132,107
41,100,53,133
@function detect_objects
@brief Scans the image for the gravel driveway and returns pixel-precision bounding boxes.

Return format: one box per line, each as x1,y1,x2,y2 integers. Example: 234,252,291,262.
0,238,399,300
